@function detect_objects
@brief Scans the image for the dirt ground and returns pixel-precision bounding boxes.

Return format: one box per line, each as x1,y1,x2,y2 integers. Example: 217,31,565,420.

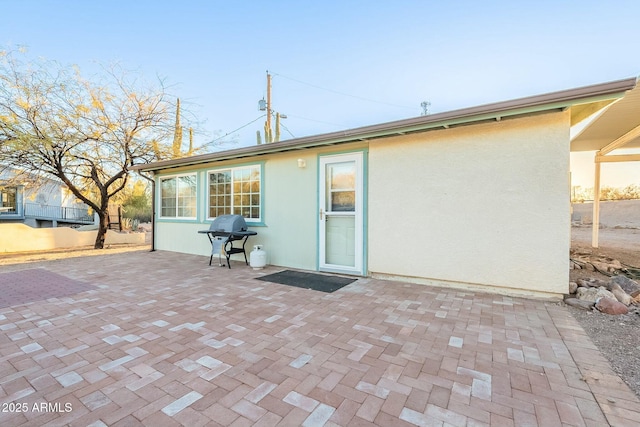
0,242,152,266
570,216,640,397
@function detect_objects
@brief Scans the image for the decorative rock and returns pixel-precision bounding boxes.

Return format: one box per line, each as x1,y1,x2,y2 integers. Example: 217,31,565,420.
564,297,595,310
591,261,615,273
577,278,609,288
595,297,629,315
569,282,578,294
576,286,615,303
609,275,640,298
587,258,623,272
137,223,153,232
609,284,632,306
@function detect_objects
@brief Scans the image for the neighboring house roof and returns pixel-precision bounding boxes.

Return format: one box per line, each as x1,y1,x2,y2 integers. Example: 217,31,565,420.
0,166,66,186
132,77,638,173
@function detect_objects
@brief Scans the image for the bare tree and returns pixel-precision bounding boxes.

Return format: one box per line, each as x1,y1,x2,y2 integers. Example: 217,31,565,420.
0,50,175,248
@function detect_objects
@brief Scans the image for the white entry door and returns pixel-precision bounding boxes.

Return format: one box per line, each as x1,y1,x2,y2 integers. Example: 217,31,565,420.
319,152,364,275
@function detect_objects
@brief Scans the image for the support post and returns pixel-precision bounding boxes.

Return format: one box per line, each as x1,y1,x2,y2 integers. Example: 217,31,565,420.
592,157,601,248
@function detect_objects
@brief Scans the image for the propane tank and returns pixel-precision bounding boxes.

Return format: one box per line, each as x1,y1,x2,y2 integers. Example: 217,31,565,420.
250,245,267,269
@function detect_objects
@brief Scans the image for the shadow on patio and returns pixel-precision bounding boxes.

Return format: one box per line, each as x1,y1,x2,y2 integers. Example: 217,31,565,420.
1,250,639,426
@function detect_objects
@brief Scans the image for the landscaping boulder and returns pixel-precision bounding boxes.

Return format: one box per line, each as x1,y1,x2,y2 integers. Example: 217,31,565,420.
608,283,632,306
576,286,615,303
137,222,153,233
564,297,595,310
591,261,621,273
595,297,629,315
576,278,609,288
569,282,578,294
610,275,640,298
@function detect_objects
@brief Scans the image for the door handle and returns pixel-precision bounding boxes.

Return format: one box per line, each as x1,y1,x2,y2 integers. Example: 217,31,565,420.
319,209,324,220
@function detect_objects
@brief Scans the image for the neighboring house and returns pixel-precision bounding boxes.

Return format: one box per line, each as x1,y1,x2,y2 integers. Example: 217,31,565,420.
132,77,640,298
0,168,94,227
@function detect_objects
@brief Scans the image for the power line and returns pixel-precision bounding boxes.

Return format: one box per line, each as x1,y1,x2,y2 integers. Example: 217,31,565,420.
278,121,295,138
283,113,345,128
207,115,266,145
271,71,416,111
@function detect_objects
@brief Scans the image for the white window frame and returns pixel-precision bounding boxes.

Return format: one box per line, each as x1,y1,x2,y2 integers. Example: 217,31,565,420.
207,164,262,222
159,173,197,219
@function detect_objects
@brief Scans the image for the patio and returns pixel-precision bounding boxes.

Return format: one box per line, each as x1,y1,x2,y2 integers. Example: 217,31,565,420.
0,250,639,427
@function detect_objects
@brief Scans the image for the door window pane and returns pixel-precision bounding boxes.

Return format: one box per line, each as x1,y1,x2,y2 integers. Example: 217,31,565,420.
331,191,355,211
326,162,355,212
330,162,355,189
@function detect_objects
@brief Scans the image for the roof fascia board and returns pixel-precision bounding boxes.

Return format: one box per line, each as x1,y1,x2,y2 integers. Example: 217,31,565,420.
132,77,637,172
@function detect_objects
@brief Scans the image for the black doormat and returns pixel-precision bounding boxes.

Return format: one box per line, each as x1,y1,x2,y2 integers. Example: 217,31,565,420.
255,270,356,293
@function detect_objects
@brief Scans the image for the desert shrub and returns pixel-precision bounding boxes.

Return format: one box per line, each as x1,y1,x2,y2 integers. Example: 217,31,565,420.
121,181,152,223
572,184,640,202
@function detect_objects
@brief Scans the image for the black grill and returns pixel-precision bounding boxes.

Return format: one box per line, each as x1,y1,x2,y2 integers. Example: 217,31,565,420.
198,215,257,268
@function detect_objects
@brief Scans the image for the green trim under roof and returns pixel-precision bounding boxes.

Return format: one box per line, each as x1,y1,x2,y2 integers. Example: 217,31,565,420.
132,77,637,173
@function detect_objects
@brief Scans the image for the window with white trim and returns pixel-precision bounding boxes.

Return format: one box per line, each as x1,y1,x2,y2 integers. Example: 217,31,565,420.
160,174,197,218
208,165,261,221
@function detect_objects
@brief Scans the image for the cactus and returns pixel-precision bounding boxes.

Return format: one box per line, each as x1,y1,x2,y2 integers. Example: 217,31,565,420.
172,98,183,157
264,122,272,144
158,99,196,159
187,127,194,156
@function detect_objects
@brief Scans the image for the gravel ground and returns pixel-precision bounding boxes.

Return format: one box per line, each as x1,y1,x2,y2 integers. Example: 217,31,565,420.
567,303,640,395
569,235,640,397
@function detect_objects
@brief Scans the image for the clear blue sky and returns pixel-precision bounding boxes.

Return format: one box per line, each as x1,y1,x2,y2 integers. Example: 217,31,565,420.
2,0,639,186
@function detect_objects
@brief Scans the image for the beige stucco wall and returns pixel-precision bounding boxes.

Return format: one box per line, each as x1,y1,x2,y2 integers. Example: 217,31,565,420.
0,223,145,253
368,112,571,296
154,115,570,296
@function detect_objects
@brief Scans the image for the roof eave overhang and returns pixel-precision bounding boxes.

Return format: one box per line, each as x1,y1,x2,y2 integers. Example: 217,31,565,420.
132,77,637,173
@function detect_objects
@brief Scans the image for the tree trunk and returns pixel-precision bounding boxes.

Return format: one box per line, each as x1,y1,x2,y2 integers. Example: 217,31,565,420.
95,211,110,249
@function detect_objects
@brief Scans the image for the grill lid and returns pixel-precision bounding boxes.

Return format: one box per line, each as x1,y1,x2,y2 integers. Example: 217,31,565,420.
209,214,247,232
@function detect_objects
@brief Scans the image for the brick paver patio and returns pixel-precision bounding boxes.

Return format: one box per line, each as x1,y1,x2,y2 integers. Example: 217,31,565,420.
1,250,639,426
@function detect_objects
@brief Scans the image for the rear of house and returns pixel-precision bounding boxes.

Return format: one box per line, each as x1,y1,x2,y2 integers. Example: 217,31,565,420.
134,77,639,298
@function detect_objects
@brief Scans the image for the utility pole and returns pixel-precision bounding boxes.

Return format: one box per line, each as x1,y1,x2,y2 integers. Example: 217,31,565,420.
258,71,285,143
